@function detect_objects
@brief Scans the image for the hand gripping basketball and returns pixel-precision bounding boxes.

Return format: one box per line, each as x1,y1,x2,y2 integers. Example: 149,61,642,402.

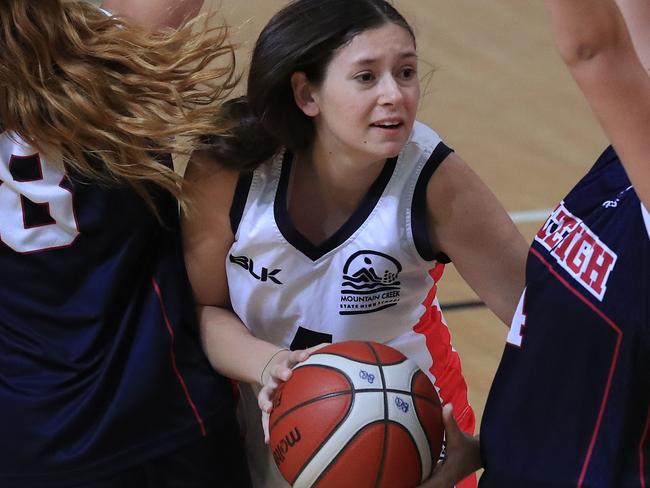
258,345,325,444
416,404,481,488
268,341,445,488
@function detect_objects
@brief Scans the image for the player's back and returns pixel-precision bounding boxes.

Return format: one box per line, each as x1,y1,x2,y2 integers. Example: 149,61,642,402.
480,146,650,487
0,132,234,486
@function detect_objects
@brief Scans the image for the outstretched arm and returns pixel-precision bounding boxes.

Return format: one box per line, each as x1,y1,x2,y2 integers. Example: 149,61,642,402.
544,0,650,210
427,153,528,326
100,0,204,29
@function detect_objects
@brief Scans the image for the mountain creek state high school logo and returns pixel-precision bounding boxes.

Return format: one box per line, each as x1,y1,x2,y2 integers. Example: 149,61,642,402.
339,250,402,315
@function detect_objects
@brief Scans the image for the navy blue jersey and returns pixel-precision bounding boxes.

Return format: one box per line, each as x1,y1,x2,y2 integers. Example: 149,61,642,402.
480,147,650,487
0,133,235,486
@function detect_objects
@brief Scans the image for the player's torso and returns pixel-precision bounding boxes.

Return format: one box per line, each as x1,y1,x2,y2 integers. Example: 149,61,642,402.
480,147,650,488
230,122,478,488
228,122,453,374
0,132,230,484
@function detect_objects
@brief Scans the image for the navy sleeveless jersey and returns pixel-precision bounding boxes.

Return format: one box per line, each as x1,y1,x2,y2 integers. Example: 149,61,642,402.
480,147,650,487
0,134,235,486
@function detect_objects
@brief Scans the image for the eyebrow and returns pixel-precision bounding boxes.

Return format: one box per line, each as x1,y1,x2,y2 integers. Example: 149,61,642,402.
352,51,418,66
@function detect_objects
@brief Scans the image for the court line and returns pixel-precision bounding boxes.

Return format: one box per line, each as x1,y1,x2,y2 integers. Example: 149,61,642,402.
509,208,553,224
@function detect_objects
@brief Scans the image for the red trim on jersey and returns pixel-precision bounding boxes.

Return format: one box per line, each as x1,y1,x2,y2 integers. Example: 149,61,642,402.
412,264,476,487
531,248,622,488
640,407,650,488
152,278,207,436
456,473,477,488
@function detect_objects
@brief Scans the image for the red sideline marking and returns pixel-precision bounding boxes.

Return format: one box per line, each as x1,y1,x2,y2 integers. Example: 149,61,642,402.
640,407,650,488
152,278,207,436
530,248,622,488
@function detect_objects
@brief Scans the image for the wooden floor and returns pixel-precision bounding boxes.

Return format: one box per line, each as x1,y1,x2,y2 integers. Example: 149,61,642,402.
210,0,607,425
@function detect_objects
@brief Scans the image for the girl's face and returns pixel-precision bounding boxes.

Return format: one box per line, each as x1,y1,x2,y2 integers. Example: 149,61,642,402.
299,22,420,167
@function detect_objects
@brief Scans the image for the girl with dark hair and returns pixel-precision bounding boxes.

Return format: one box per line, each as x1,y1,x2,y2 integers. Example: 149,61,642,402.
183,1,526,486
0,1,251,486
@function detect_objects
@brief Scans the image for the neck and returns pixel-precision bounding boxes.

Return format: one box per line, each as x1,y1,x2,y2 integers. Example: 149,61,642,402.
286,146,388,244
306,136,387,199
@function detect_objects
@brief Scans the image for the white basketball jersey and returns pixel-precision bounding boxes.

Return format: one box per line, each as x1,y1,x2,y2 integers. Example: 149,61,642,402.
228,121,474,487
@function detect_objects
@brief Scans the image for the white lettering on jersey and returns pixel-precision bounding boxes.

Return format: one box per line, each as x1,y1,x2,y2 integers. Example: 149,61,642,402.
0,133,79,253
534,202,617,301
506,288,527,347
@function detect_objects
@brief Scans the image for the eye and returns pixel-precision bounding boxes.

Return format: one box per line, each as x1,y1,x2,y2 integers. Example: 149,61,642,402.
400,66,417,80
354,71,376,83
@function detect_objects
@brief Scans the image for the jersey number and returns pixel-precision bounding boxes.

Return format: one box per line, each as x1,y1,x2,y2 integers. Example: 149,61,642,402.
0,152,79,253
506,287,527,347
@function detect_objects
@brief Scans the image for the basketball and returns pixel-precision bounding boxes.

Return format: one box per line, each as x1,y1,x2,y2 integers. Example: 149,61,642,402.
268,341,444,488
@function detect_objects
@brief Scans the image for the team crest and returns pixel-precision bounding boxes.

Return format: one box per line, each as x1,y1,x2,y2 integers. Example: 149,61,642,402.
339,250,402,315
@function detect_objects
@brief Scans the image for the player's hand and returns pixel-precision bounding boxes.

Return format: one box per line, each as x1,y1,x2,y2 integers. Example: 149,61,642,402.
417,404,482,488
257,345,324,444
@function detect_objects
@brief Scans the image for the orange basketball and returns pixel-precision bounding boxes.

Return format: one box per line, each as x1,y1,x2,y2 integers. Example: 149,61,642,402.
268,341,444,488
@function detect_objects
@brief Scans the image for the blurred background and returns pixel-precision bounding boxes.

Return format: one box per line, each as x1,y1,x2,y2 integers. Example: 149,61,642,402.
93,0,606,426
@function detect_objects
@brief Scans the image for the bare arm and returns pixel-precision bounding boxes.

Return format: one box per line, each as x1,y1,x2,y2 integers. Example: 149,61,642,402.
615,0,650,70
100,0,204,29
182,151,282,385
427,153,528,325
544,0,650,209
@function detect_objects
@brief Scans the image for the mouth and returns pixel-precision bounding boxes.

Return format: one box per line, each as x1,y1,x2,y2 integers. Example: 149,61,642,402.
370,120,403,130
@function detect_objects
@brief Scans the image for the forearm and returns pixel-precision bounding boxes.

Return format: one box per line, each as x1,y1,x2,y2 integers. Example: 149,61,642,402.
545,0,650,208
197,305,284,386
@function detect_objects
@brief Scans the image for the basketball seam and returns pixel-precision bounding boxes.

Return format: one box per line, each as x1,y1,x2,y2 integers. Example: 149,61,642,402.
271,342,439,487
271,388,437,431
310,419,389,487
310,350,407,367
288,390,357,485
270,389,354,430
368,342,390,488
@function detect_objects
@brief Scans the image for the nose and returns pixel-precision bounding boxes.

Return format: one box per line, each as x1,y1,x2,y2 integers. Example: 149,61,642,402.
378,75,404,105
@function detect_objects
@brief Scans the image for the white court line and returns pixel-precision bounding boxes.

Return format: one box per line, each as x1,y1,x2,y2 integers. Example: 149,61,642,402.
509,208,554,224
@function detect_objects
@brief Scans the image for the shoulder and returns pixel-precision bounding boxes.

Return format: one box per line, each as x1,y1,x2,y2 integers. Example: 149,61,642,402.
183,150,242,233
406,121,446,151
398,121,453,178
185,150,240,193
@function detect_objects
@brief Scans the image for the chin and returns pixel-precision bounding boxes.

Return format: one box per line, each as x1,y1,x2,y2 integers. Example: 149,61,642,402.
380,143,407,159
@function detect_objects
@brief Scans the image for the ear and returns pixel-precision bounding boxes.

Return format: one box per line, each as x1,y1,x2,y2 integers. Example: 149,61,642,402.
291,71,320,117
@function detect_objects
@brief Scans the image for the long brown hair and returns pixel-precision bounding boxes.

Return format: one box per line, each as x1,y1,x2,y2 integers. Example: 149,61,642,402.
0,0,237,209
204,0,415,170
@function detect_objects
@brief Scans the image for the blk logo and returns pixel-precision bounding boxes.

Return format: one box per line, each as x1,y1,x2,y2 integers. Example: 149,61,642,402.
229,254,283,284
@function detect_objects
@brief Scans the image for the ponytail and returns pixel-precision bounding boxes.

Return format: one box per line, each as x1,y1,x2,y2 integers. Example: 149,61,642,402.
202,96,281,171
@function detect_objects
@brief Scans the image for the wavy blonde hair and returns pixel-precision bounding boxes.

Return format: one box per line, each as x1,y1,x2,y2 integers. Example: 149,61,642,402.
0,0,237,209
